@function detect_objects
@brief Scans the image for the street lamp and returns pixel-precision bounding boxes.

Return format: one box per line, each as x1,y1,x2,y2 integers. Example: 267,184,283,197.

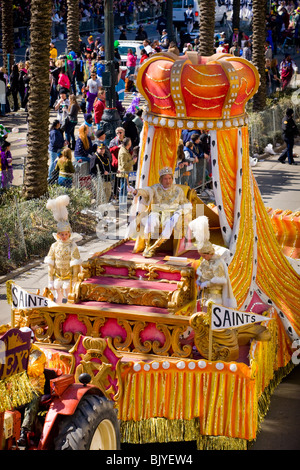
100,0,121,142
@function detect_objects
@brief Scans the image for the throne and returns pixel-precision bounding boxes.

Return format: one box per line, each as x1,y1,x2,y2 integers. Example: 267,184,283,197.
132,184,222,257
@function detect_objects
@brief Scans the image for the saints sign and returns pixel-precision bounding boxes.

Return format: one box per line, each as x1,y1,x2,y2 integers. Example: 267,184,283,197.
211,304,272,330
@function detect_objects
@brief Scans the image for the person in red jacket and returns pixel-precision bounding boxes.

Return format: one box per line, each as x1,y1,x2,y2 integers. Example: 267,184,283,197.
93,87,106,130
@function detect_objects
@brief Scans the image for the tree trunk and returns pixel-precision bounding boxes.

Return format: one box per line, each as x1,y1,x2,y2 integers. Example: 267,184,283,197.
232,0,240,31
1,0,14,70
67,0,80,55
23,0,52,199
252,0,267,111
198,0,216,57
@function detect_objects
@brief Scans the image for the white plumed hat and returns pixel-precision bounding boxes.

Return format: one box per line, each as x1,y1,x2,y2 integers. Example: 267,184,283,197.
189,216,215,254
46,195,72,233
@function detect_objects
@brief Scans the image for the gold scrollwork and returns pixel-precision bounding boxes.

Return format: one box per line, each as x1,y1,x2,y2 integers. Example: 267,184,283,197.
74,336,123,402
171,325,193,358
190,312,239,362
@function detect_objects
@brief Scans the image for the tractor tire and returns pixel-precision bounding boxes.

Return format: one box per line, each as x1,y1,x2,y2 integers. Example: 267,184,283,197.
54,394,120,450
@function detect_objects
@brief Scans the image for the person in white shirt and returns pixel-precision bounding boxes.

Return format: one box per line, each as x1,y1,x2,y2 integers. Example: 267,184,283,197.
85,71,102,113
184,5,194,34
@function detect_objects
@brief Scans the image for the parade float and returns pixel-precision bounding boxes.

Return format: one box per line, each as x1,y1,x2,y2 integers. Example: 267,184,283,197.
4,52,300,450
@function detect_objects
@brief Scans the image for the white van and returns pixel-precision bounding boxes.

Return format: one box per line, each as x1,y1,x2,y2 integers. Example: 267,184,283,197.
173,0,227,28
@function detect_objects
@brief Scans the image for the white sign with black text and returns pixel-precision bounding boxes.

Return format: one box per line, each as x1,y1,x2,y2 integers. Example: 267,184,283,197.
211,304,272,331
8,282,57,310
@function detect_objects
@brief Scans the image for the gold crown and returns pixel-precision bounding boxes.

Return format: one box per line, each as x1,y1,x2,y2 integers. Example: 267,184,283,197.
137,51,260,130
159,166,173,177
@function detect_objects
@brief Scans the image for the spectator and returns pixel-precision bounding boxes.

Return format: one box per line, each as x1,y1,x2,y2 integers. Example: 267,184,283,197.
75,57,85,96
184,5,194,34
126,48,137,79
18,61,28,108
109,126,125,170
278,108,299,165
85,70,102,114
55,147,75,187
242,41,252,61
229,41,241,57
86,35,95,54
48,119,64,179
160,29,170,51
0,140,13,189
270,58,281,94
91,143,112,203
109,126,125,199
140,49,149,65
280,53,297,90
119,26,127,40
65,94,80,150
58,67,71,92
142,39,153,56
94,87,106,130
94,129,111,164
135,24,148,40
122,113,139,147
50,42,58,61
133,109,143,135
117,137,137,204
54,89,70,126
74,124,93,164
183,140,198,187
168,41,180,56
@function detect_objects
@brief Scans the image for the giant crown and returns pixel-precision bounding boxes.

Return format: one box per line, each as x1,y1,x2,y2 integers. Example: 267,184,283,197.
136,51,260,131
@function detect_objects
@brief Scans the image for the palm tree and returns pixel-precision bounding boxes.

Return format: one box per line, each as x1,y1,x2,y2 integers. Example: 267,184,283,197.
198,0,216,57
252,0,267,111
23,0,52,199
67,0,80,55
1,0,14,70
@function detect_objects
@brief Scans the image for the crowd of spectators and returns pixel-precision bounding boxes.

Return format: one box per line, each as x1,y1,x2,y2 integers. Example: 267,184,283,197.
2,0,300,197
7,0,165,29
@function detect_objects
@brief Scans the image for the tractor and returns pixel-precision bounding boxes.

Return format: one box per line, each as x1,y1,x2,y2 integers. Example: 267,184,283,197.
0,327,120,450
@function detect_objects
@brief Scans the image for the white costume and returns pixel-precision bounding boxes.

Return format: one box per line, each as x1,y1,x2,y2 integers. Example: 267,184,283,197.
44,195,82,301
189,216,237,308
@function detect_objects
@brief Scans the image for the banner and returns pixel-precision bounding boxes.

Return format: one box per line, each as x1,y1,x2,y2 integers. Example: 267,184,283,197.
0,328,31,379
6,281,57,310
211,304,272,330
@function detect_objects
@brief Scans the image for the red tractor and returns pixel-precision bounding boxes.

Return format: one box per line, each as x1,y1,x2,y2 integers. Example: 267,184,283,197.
0,327,120,450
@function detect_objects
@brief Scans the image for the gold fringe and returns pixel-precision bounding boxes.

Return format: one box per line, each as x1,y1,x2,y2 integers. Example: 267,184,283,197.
0,371,33,412
120,418,248,450
197,435,248,451
121,418,200,445
120,362,296,451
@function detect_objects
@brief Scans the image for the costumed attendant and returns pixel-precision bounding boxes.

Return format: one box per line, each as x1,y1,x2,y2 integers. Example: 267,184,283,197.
44,195,82,303
189,216,237,309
